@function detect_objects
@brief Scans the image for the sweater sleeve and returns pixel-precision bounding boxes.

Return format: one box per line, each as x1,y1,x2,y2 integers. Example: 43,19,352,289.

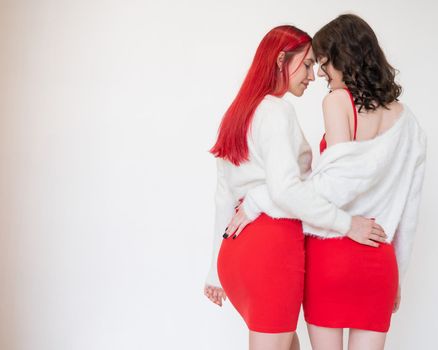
393,150,426,285
205,158,236,288
241,184,280,220
241,161,362,225
252,100,352,234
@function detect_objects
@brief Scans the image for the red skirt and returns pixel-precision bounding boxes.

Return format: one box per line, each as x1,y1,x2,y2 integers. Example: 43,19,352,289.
303,236,399,332
218,214,305,333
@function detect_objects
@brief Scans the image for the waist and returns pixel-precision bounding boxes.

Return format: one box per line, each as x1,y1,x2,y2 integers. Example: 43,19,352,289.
258,212,301,224
259,206,300,221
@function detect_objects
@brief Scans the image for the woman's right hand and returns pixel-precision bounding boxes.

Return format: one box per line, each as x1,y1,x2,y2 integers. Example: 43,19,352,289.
347,216,387,247
223,202,253,239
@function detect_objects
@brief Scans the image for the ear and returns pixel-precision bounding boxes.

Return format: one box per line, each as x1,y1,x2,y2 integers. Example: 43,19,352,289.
277,51,285,71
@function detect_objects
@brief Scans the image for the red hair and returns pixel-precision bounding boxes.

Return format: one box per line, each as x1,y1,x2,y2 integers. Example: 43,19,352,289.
210,25,311,165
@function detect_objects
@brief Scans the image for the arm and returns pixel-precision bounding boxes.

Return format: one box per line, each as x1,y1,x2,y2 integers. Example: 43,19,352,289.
241,184,294,220
323,89,353,147
255,99,352,234
393,151,426,284
241,91,353,223
205,158,236,288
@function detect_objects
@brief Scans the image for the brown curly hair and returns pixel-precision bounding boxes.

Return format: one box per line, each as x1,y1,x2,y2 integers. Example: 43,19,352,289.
312,14,402,112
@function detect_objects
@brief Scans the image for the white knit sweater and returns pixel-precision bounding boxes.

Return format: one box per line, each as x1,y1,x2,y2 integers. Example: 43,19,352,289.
242,103,427,284
206,94,353,288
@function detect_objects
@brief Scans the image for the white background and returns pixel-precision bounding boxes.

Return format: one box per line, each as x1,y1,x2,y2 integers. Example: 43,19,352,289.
0,0,437,349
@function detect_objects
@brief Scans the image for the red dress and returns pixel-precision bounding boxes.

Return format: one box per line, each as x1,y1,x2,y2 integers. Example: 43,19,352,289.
218,213,305,333
303,88,399,332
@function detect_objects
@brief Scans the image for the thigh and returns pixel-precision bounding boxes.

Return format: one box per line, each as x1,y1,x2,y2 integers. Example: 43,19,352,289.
348,328,387,350
249,330,294,350
289,332,300,350
307,324,343,350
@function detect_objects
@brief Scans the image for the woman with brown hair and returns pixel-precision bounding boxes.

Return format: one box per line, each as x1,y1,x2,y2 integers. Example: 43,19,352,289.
228,14,426,349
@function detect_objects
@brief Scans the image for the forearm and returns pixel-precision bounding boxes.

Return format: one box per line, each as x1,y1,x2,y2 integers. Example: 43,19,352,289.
242,184,295,220
256,101,352,234
393,159,426,284
205,198,235,287
268,174,351,234
205,159,236,288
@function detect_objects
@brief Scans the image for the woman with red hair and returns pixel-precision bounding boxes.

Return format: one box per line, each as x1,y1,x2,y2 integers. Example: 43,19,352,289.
204,25,382,350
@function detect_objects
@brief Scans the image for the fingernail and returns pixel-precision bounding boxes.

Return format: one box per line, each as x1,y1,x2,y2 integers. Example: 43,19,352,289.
223,233,229,238
232,236,236,240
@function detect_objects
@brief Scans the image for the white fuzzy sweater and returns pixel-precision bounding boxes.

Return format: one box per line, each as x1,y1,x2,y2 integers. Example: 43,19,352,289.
242,103,427,284
206,94,353,288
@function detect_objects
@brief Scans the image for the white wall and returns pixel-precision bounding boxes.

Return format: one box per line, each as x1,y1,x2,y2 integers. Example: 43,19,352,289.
0,0,436,349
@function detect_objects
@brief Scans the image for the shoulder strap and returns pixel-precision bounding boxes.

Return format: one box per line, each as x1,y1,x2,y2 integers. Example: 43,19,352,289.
343,87,358,140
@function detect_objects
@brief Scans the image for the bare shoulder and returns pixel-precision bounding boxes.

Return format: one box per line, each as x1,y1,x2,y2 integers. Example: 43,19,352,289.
322,89,353,144
322,89,351,113
322,89,351,125
386,100,404,117
375,101,404,132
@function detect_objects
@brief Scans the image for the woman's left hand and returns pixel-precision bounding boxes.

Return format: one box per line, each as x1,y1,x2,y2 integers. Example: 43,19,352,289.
204,285,227,307
224,202,253,239
393,285,401,313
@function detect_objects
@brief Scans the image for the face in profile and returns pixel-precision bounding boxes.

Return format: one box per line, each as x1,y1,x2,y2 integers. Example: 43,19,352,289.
282,46,316,97
317,57,345,90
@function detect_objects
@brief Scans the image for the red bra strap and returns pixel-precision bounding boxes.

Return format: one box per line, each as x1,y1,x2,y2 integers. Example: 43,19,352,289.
343,87,358,140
